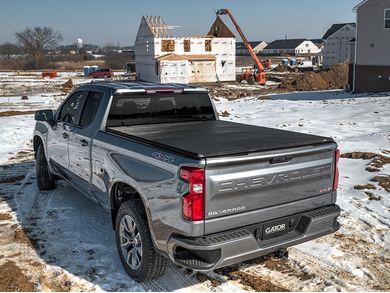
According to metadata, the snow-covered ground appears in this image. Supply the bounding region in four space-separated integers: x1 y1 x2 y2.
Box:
0 83 389 291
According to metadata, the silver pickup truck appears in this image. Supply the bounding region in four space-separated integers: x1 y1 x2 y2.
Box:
33 81 341 282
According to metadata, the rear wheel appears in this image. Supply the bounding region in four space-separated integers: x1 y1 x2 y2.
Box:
247 76 255 85
36 144 56 190
115 200 167 282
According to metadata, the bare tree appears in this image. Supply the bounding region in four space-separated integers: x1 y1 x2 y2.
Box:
15 26 63 69
0 42 20 60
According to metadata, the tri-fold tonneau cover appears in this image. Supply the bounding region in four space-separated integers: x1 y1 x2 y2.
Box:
107 120 334 159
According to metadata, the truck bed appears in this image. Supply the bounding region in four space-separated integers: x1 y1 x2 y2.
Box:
106 120 334 159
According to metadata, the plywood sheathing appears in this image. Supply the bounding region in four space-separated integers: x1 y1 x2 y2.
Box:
184 40 191 52
161 39 175 52
205 40 212 52
208 16 235 38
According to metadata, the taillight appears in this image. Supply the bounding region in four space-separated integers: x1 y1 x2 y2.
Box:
180 167 205 221
333 149 340 191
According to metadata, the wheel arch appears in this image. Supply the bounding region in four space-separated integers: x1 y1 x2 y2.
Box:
33 135 44 159
109 181 149 231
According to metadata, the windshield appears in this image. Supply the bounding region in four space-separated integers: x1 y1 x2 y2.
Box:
106 92 216 127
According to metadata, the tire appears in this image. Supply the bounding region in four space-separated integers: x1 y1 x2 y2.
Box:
247 76 255 85
236 74 243 83
115 200 167 282
36 144 56 190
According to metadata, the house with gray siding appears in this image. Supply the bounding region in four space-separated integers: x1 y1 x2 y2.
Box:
351 0 390 93
322 23 356 68
236 41 267 55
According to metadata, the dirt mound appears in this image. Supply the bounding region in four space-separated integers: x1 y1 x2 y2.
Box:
341 152 379 160
273 64 297 73
0 111 35 117
224 271 289 292
370 176 390 192
279 64 348 91
61 79 73 91
0 213 12 220
0 261 36 292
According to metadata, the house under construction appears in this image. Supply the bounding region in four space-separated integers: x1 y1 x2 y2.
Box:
134 15 236 84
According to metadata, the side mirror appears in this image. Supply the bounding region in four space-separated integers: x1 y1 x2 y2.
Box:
35 109 55 124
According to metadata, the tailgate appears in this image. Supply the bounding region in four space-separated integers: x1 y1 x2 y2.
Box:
204 143 337 234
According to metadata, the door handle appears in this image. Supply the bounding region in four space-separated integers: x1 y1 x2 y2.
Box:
80 139 89 146
62 132 69 139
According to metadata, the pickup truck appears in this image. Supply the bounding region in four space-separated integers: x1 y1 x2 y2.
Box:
33 81 341 282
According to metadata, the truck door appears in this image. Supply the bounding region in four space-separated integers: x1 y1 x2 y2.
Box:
48 91 88 174
67 91 103 195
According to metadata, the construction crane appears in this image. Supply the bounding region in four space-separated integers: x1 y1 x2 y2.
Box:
216 9 266 85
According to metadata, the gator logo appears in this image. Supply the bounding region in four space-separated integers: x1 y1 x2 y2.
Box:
265 224 286 235
152 152 174 164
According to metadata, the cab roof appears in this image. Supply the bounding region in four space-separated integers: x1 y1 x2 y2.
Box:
77 80 208 94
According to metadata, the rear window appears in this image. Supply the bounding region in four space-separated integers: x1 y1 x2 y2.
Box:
106 93 215 127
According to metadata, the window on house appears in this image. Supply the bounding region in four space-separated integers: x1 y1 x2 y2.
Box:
161 40 175 52
205 40 212 52
184 39 191 52
385 9 390 29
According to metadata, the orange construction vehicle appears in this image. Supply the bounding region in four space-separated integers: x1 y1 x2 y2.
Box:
216 9 266 85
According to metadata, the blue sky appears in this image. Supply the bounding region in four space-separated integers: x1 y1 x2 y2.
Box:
0 0 361 46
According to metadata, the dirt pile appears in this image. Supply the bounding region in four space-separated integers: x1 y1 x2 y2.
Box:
61 79 74 92
0 261 36 292
278 64 349 91
273 64 297 73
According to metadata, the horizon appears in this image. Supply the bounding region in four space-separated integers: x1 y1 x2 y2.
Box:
0 0 361 46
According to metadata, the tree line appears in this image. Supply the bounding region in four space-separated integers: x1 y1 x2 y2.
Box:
0 26 133 70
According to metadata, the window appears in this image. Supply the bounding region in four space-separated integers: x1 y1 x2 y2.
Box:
79 92 102 128
385 9 390 29
184 39 191 52
205 40 212 52
161 39 175 52
155 62 159 76
106 93 216 127
58 91 87 124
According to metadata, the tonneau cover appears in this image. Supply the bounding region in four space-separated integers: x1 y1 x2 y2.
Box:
107 120 334 159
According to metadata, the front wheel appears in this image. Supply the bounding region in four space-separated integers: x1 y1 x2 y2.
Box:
36 144 56 190
247 76 255 85
115 200 167 282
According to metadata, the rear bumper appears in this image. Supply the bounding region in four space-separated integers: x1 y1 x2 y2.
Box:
167 204 340 270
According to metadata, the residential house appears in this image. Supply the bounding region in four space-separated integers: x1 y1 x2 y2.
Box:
262 39 321 56
134 15 236 84
236 41 267 55
351 0 390 93
322 23 356 68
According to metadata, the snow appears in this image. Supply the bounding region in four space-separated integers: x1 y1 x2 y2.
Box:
0 115 35 165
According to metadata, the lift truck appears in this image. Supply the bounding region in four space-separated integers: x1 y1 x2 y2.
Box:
216 9 267 85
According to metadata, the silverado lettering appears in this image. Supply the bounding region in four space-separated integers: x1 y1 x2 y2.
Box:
217 164 331 193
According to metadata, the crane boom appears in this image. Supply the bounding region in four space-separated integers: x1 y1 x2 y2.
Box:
216 9 266 85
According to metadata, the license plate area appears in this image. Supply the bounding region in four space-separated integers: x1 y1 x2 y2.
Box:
256 215 300 240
